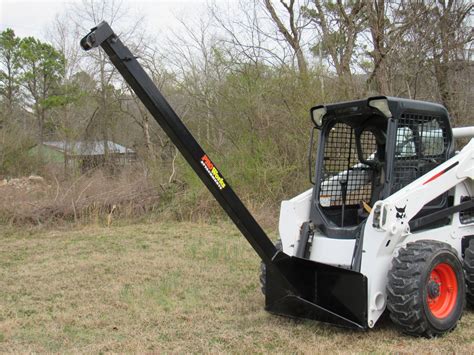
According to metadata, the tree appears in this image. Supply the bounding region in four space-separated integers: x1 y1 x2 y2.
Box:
19 37 65 144
0 28 21 123
67 0 146 164
365 0 389 94
210 0 294 71
262 0 309 76
364 1 412 95
427 0 473 121
165 15 225 144
395 0 473 122
304 0 367 97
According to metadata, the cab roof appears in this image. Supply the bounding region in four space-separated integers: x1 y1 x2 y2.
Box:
311 96 450 129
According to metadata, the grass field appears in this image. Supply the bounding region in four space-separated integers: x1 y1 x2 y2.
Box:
0 221 473 353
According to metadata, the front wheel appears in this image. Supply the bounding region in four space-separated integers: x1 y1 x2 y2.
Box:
387 240 465 337
463 239 474 306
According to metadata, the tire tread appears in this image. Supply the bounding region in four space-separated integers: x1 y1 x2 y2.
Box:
387 240 464 337
463 239 474 305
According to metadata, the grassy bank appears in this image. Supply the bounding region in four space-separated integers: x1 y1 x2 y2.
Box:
0 222 473 352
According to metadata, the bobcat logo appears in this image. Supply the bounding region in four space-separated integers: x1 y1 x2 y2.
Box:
396 205 407 219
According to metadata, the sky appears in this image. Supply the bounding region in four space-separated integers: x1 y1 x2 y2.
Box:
0 0 218 40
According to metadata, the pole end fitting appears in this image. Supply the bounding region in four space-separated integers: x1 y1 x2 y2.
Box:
80 21 115 51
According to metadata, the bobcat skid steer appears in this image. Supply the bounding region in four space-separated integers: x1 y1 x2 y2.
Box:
266 98 474 337
81 22 474 337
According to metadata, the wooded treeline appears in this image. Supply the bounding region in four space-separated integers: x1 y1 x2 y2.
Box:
0 0 472 218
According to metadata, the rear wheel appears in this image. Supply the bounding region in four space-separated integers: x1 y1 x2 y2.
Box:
464 239 474 306
387 240 465 337
260 240 282 295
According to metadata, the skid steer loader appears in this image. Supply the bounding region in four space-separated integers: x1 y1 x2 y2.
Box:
81 22 474 337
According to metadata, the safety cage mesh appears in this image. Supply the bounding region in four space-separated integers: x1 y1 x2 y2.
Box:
392 113 448 194
319 122 376 207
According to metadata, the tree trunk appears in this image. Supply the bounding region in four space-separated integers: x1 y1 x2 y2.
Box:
367 0 389 95
263 0 308 77
142 113 154 158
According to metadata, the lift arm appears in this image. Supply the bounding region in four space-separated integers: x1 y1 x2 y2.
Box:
374 139 474 233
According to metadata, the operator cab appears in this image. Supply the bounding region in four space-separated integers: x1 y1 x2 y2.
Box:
309 97 453 239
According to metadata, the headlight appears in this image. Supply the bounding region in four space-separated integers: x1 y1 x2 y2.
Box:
310 106 326 128
368 97 392 118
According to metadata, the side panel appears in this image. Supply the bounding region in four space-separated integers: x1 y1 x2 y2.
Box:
359 218 394 327
279 188 312 255
403 180 474 254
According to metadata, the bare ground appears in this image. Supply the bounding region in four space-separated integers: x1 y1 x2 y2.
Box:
0 221 473 353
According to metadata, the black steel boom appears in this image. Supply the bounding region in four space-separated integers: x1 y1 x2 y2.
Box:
80 21 368 330
81 21 277 264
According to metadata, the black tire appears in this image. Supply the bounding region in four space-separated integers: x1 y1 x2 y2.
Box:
464 239 474 306
387 240 465 337
259 240 282 295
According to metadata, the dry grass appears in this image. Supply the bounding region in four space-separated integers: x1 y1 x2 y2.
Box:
0 221 473 353
0 170 161 226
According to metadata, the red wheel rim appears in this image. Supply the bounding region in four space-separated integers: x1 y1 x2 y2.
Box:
427 263 458 319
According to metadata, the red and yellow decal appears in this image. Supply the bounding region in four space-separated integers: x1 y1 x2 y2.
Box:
201 154 226 190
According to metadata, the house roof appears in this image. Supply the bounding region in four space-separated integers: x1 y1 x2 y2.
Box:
43 141 135 156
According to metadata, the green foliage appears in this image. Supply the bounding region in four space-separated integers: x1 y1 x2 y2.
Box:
0 31 68 177
0 126 41 177
173 62 322 211
41 81 85 109
18 36 65 108
0 28 21 116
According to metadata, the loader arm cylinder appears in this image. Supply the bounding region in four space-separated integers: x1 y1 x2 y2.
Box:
80 21 296 289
